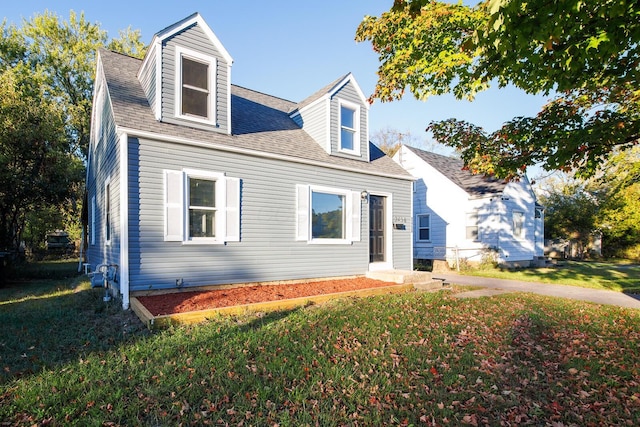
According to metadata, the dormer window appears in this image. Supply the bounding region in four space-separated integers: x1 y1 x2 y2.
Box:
339 99 360 155
182 57 209 117
175 46 216 125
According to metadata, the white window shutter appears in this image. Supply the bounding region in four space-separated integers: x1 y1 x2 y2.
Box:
349 191 361 242
164 170 183 241
296 184 310 241
225 177 241 242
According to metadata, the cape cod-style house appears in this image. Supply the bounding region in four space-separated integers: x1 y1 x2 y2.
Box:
85 13 414 308
393 145 544 269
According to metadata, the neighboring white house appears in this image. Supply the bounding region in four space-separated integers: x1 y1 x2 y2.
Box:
393 145 545 269
84 13 414 308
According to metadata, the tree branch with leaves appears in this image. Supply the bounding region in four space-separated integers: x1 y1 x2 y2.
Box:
356 0 640 179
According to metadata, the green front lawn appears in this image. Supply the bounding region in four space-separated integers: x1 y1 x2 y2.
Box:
1 265 639 426
465 260 640 293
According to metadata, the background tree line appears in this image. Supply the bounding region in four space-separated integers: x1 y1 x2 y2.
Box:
539 147 640 260
0 11 145 257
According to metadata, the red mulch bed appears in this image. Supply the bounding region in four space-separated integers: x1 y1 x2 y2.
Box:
137 277 398 316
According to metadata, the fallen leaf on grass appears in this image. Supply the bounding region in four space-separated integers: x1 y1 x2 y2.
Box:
462 413 478 426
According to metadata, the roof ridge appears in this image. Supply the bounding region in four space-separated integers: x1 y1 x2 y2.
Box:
99 47 143 61
292 73 352 114
231 84 295 104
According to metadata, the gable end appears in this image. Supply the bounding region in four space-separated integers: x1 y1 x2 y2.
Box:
139 13 233 134
291 73 370 162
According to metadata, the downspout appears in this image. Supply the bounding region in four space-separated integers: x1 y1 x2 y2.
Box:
119 132 130 309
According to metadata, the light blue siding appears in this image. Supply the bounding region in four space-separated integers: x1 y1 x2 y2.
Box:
138 44 157 116
127 137 412 291
292 101 329 152
86 79 121 282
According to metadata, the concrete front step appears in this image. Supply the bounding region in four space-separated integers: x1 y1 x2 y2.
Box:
366 270 449 290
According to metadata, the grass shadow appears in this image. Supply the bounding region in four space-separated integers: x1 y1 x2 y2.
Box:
0 276 150 384
230 306 305 334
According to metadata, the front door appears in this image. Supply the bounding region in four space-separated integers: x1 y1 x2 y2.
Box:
369 195 385 263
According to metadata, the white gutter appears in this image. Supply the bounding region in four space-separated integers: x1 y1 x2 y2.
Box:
116 126 414 181
119 132 130 309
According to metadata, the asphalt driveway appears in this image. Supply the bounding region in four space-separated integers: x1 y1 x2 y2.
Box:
436 273 640 309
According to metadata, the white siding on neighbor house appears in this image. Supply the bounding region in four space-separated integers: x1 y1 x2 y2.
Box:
498 181 537 262
395 145 540 265
329 81 369 162
397 147 469 261
127 137 412 291
160 24 230 132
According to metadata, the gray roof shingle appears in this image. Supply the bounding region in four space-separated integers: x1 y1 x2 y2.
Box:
405 145 506 197
291 73 350 114
99 49 411 179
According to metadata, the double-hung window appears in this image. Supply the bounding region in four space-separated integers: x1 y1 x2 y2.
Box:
512 211 525 239
296 184 360 244
338 99 360 155
182 58 209 118
466 210 479 241
417 214 430 241
175 47 216 124
188 177 216 238
164 169 240 244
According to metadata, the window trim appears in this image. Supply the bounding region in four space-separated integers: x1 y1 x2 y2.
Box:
311 188 347 243
174 46 216 126
416 213 431 242
164 169 241 245
512 210 526 240
465 210 479 241
338 99 361 156
183 169 225 244
187 174 219 242
296 184 360 245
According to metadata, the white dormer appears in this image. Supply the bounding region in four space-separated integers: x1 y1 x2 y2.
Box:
290 73 370 162
138 13 233 134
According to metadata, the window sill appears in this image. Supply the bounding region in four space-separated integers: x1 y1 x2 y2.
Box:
337 148 361 157
182 239 225 245
369 261 392 271
175 113 217 127
308 238 352 245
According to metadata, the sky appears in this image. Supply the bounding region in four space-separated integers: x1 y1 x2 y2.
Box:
3 0 551 177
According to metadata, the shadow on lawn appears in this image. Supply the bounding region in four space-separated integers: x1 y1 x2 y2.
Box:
0 279 151 384
0 275 307 384
505 261 640 292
